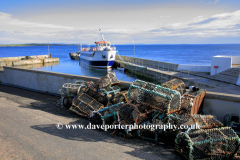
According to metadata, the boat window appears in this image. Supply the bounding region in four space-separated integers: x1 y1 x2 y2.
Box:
103 44 106 46
107 44 110 46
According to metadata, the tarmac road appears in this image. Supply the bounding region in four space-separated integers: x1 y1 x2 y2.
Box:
0 85 182 160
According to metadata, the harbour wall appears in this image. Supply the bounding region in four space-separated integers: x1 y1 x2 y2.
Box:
0 57 59 67
0 55 49 61
211 55 240 75
116 55 210 73
0 66 239 122
115 59 212 89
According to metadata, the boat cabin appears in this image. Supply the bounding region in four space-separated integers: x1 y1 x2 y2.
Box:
95 41 111 47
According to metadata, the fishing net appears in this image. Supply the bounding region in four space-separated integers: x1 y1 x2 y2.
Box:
93 73 120 89
74 80 94 86
181 89 206 114
70 105 88 117
77 85 88 95
132 79 159 91
90 102 125 125
98 85 121 102
112 90 128 105
127 84 181 113
85 86 109 107
175 127 240 160
118 102 155 126
136 113 224 142
108 73 120 86
60 83 82 97
162 78 186 95
71 93 104 117
154 85 181 113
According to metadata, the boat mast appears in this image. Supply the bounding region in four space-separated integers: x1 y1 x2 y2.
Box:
99 28 105 41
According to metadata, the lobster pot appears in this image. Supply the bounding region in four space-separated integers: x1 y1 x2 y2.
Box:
77 85 88 95
74 80 94 86
93 73 120 89
226 115 240 135
85 86 109 107
132 79 159 91
162 78 186 95
127 85 181 113
181 89 206 114
71 93 104 117
112 90 128 105
154 85 181 113
137 121 162 142
60 83 82 97
108 73 120 85
118 102 155 126
99 85 121 101
154 114 224 136
175 127 240 160
90 102 125 125
192 115 223 129
70 105 88 117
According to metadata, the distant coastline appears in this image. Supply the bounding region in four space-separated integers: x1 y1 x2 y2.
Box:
0 43 79 47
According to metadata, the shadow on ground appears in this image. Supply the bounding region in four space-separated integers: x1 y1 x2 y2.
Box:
31 122 183 160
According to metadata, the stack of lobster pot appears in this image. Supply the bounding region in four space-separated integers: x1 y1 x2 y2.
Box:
117 79 182 134
70 73 121 117
60 80 93 109
175 127 240 160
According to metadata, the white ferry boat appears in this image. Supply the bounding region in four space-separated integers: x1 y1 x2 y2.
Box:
80 29 116 69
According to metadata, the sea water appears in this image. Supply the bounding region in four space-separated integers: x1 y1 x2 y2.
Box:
0 44 239 82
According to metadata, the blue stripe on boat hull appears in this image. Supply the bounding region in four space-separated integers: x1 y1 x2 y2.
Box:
80 59 115 68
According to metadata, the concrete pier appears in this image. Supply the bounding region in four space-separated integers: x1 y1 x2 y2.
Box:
0 55 59 68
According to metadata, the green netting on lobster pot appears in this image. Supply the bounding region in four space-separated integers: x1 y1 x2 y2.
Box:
112 90 128 105
85 86 109 107
162 78 186 95
60 83 82 97
175 127 240 160
192 115 223 129
99 85 121 101
154 85 181 113
181 89 206 114
77 85 88 95
127 84 180 113
89 102 125 125
136 121 163 142
132 79 159 91
117 102 155 126
71 93 104 117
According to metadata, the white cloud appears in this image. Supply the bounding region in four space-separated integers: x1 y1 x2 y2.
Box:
0 12 73 30
146 10 240 37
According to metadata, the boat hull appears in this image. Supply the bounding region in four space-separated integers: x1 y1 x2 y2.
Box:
80 50 116 69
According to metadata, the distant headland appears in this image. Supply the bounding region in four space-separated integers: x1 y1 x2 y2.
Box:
0 43 79 47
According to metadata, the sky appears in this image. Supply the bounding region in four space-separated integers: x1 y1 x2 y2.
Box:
0 0 240 44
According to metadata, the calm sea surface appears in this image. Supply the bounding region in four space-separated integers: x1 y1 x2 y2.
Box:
1 44 240 82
